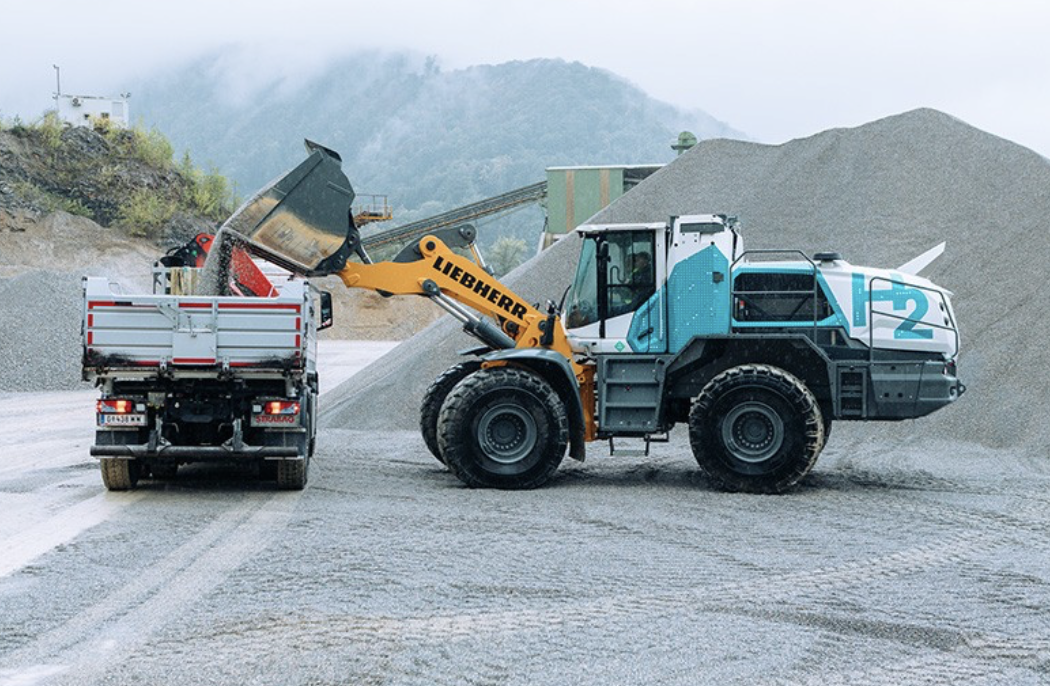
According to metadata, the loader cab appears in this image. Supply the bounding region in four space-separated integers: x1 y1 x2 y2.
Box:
565 215 740 355
565 222 667 354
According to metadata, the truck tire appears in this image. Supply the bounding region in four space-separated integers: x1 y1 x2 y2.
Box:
276 456 308 490
689 364 824 494
420 360 482 465
301 390 317 458
259 459 278 480
438 367 568 490
100 458 141 491
275 433 309 490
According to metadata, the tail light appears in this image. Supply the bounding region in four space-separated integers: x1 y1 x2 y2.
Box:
98 398 144 414
263 400 300 416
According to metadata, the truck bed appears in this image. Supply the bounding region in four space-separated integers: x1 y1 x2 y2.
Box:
82 276 312 378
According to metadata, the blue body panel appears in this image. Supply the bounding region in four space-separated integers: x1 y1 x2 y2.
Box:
627 290 665 353
629 245 731 353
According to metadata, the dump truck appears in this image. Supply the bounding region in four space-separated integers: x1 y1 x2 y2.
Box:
199 141 965 493
82 234 333 490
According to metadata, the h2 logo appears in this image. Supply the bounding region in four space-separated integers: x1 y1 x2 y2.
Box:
852 273 933 340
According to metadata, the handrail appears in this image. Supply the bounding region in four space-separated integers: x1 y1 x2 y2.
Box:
866 276 959 360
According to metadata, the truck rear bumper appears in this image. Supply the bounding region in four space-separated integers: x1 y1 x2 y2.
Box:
90 445 300 460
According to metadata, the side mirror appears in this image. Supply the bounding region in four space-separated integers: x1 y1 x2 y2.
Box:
318 291 334 330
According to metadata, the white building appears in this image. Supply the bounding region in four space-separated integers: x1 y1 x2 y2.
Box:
56 94 129 128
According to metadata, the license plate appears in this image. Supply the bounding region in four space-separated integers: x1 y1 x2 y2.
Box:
251 414 299 427
98 414 147 427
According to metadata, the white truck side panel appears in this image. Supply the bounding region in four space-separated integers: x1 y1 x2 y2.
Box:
83 277 309 369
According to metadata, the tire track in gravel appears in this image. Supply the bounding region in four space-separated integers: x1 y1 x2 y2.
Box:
764 632 1050 685
0 491 301 686
0 489 145 578
761 491 1050 685
188 492 1049 649
0 391 95 479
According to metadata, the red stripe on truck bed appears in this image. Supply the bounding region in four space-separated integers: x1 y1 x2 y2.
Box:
89 301 299 312
172 358 217 365
87 301 155 309
217 303 301 311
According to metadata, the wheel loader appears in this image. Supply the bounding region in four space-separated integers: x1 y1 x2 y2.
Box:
224 141 964 493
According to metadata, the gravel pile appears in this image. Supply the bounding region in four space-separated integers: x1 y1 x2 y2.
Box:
321 108 1050 454
0 270 89 392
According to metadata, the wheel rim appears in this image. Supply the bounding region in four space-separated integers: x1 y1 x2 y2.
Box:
477 404 537 465
721 401 784 463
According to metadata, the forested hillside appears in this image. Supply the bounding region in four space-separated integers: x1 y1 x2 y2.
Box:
133 52 744 243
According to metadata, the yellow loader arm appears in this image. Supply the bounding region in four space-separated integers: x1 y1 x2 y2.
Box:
338 236 563 349
338 234 598 442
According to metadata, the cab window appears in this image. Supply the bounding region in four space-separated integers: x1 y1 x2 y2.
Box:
566 231 656 329
603 231 656 319
566 238 599 328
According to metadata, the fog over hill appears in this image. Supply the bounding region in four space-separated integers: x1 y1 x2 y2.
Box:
132 51 744 242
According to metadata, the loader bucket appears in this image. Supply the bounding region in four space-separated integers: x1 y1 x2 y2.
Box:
220 140 356 276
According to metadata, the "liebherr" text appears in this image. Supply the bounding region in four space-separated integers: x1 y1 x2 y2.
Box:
432 256 529 319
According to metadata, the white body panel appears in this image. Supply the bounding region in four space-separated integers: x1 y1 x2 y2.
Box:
82 277 314 375
815 260 959 357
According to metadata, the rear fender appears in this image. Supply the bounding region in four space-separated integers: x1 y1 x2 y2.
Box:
481 348 586 461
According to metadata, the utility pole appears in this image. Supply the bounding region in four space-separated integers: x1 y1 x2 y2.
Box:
53 64 61 105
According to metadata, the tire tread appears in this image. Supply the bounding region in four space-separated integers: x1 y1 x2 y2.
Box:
420 360 483 465
689 364 823 494
438 367 568 489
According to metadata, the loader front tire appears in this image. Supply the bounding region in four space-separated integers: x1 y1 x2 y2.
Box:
420 360 482 465
689 364 823 494
820 407 833 453
438 367 567 490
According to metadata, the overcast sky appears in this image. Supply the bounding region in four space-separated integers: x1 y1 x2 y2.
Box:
3 0 1048 157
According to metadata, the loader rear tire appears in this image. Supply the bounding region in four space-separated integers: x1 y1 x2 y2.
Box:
100 458 140 491
438 367 567 490
689 364 823 494
820 409 833 453
420 360 482 465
